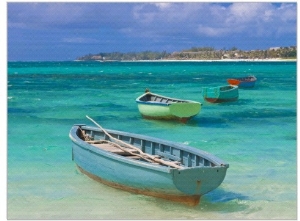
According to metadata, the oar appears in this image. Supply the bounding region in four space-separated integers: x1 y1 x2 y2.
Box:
86 115 182 169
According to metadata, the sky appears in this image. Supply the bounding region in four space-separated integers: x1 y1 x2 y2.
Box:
6 2 297 61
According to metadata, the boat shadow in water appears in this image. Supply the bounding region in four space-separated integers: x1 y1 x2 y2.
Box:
198 189 250 212
187 117 230 128
204 188 250 203
209 98 253 106
142 116 231 129
239 87 259 90
142 188 250 212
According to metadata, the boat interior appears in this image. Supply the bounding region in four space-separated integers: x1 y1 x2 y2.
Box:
139 93 187 104
245 77 255 81
238 76 256 81
78 126 216 168
220 85 236 91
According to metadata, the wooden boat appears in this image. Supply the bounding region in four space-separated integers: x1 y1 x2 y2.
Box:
136 91 201 123
227 75 257 88
69 117 229 206
202 85 239 103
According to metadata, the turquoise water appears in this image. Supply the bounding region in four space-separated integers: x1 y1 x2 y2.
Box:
7 61 296 219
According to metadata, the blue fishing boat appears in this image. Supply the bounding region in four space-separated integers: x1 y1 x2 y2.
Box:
136 90 201 123
227 75 257 88
202 85 239 103
69 116 229 206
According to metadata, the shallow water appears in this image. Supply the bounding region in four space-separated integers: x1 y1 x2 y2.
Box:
7 61 296 219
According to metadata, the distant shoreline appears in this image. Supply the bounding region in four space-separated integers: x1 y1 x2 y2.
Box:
75 58 297 62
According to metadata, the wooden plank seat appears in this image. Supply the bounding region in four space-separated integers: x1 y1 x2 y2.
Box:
90 142 139 156
86 140 179 166
126 155 161 165
126 155 142 159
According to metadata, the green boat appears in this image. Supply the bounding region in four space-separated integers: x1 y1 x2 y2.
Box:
136 91 202 123
202 85 239 103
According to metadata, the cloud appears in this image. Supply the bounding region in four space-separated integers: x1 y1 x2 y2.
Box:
128 2 296 39
197 25 229 37
154 3 172 10
278 3 297 22
194 3 296 38
8 2 296 57
8 3 136 30
8 2 296 38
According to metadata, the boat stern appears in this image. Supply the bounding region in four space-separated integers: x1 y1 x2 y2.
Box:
227 79 241 86
172 166 228 196
169 102 201 118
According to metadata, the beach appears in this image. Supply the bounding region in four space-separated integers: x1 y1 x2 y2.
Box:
82 58 297 62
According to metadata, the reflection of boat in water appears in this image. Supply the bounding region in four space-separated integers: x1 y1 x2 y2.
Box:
227 75 257 88
69 119 229 206
136 91 202 123
202 85 239 103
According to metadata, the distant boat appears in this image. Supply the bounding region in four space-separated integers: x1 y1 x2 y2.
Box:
69 117 229 206
227 75 257 88
202 85 239 103
136 91 202 123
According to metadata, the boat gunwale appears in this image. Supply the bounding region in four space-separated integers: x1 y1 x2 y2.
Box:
202 85 238 92
227 76 257 82
136 100 171 106
135 92 200 105
219 85 238 92
70 125 229 171
70 126 172 173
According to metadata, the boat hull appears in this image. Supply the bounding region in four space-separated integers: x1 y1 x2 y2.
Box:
137 102 201 122
227 76 257 88
204 97 238 103
76 165 201 206
202 85 239 103
69 125 229 205
136 92 201 123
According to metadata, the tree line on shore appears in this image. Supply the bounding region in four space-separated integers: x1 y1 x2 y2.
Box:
76 46 296 61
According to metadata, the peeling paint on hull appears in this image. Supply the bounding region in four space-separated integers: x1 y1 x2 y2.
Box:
77 165 201 206
204 97 238 103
